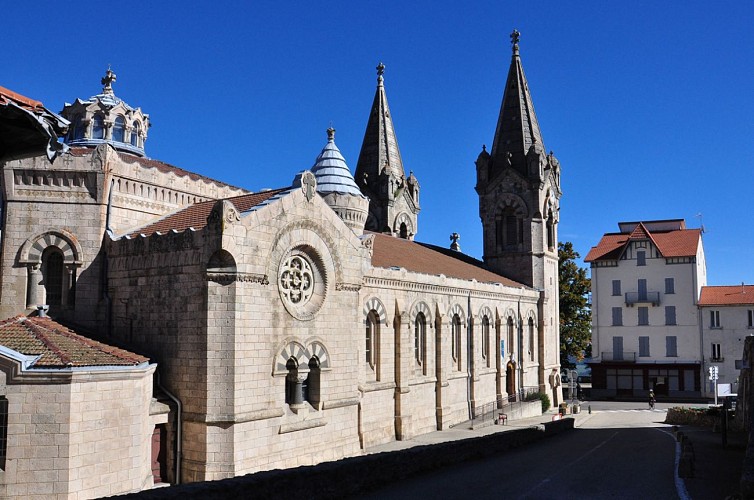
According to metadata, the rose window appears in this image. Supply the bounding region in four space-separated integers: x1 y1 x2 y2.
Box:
279 255 314 305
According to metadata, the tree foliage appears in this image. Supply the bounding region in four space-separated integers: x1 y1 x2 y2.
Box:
559 242 592 368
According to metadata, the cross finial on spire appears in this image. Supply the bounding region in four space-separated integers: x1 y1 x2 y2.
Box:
510 29 520 54
327 126 335 142
376 62 385 84
101 66 117 95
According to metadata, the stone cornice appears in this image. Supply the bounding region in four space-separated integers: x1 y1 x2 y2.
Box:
363 275 536 302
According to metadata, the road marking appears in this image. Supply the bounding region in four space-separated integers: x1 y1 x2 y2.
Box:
519 430 620 498
654 428 691 500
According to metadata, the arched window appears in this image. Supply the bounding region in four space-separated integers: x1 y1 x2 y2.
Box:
306 357 321 408
507 317 515 355
366 310 380 379
546 210 555 251
68 115 84 141
529 317 536 361
414 312 426 371
113 116 125 142
131 121 141 147
92 115 105 139
482 316 490 367
285 357 300 405
496 207 523 250
400 222 408 239
452 314 462 370
42 248 64 307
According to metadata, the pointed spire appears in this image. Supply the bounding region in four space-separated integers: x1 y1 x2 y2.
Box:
489 30 546 178
355 62 406 184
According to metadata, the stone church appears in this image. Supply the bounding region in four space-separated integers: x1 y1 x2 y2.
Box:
0 32 563 497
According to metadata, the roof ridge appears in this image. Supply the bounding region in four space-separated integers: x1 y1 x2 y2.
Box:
25 318 74 366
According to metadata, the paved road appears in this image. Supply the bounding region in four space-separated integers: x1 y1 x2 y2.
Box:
364 404 684 500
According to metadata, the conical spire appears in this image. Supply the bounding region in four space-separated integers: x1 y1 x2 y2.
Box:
355 62 406 184
489 30 546 178
311 127 365 197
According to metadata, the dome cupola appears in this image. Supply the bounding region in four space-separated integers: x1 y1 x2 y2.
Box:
60 68 150 157
308 127 369 235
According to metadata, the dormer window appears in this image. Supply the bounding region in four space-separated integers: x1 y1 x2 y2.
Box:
113 116 125 142
131 121 140 147
92 115 105 140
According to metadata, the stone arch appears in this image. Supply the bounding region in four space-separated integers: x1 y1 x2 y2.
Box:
274 340 309 375
447 303 466 324
393 212 414 239
478 305 493 323
19 229 83 266
409 300 432 325
494 193 528 219
307 340 331 370
364 297 387 326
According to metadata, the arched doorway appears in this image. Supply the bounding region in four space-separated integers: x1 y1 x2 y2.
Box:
506 361 516 401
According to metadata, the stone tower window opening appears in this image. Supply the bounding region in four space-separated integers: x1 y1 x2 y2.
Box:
42 247 65 307
507 316 514 354
546 209 555 251
400 222 408 239
495 208 523 250
131 121 141 147
528 317 535 361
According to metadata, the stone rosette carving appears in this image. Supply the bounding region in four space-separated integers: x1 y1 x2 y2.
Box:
277 248 327 321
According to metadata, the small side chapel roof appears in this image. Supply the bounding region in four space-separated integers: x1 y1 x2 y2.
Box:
585 220 701 262
122 188 289 238
699 285 754 306
0 315 148 368
369 232 524 287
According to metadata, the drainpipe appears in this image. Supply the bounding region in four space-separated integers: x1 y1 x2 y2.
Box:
466 292 473 420
156 369 182 485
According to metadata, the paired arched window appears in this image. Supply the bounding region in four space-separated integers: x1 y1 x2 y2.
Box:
414 312 426 372
131 121 141 147
112 116 125 142
92 115 105 139
451 314 462 370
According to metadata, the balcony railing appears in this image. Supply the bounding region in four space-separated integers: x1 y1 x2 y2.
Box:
625 291 660 306
601 351 637 362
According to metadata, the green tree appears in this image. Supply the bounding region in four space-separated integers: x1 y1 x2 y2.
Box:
559 242 592 368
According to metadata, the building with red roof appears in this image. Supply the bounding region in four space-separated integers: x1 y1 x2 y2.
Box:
585 219 707 399
0 32 565 496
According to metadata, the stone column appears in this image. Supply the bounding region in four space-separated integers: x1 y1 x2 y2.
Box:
26 264 41 308
435 314 450 429
394 312 412 440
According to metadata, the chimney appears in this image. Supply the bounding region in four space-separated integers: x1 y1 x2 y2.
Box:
36 305 49 318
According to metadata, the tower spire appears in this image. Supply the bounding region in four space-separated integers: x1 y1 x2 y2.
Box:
355 63 420 238
489 30 546 179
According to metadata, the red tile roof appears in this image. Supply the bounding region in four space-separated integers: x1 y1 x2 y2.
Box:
585 224 701 262
370 233 524 287
0 315 148 368
125 188 288 237
699 285 754 306
0 85 43 110
67 147 248 192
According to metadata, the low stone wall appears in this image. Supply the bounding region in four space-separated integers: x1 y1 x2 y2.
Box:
116 418 575 499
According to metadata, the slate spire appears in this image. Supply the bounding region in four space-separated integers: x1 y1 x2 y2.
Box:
489 30 546 179
355 63 420 239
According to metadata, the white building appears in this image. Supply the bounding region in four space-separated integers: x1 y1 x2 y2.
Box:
698 285 754 397
585 220 706 398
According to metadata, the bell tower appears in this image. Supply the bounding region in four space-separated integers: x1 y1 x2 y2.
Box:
475 30 562 290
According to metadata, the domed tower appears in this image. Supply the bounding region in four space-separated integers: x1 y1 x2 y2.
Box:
355 63 420 239
310 127 369 235
60 68 150 157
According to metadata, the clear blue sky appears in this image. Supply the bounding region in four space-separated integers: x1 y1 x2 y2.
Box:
4 1 753 286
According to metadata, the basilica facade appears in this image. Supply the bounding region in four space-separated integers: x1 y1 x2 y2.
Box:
0 34 563 497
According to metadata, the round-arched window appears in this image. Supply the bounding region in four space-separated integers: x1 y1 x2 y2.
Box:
113 116 125 142
92 115 105 140
131 121 140 147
